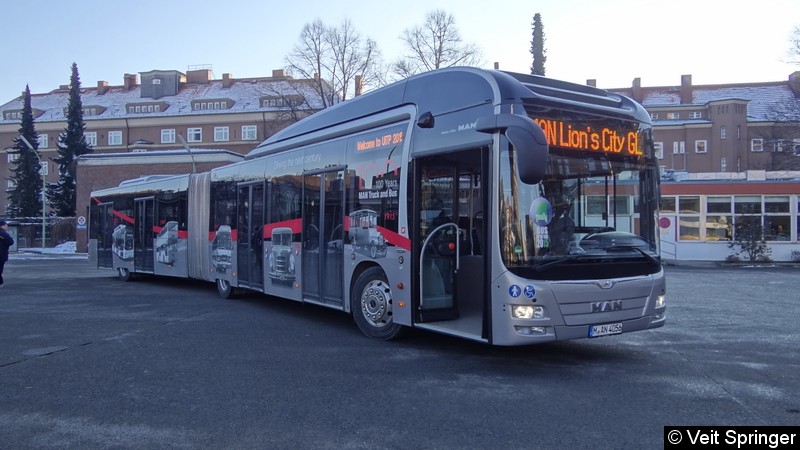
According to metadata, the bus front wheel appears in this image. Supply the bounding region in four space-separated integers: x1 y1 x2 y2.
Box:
351 267 404 340
216 278 235 299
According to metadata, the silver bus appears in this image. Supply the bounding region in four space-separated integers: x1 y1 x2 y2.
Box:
89 68 666 345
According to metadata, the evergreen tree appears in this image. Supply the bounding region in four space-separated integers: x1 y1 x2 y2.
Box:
530 13 547 76
6 85 43 218
48 62 92 216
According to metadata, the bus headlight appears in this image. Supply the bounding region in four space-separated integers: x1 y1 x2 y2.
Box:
511 305 544 320
656 295 666 309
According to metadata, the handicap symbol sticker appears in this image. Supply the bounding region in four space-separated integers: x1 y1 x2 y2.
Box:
508 285 522 298
523 285 536 299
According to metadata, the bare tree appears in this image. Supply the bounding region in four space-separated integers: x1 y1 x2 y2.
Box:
285 18 384 109
392 10 483 79
756 25 800 170
786 25 800 66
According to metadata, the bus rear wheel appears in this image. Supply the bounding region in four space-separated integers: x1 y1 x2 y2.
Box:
118 267 132 282
216 278 235 299
351 267 403 340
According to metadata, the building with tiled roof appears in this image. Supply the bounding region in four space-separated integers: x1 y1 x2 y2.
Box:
604 73 800 262
0 67 328 218
606 72 800 174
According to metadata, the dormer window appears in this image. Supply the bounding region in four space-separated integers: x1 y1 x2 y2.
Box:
126 102 166 114
260 96 303 108
191 99 233 111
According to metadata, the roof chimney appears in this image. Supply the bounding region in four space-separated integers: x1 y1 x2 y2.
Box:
680 74 693 104
586 79 596 87
187 68 213 84
123 73 138 91
632 77 642 103
222 73 234 88
272 69 286 78
789 71 800 98
97 80 109 95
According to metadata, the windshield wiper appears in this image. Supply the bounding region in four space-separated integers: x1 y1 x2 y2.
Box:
534 254 590 272
603 245 660 265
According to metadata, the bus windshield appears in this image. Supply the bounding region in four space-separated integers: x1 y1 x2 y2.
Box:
499 140 660 277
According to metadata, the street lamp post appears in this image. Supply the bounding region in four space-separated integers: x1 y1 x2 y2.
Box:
18 135 46 250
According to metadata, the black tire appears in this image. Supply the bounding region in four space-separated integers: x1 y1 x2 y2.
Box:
216 278 236 299
351 267 404 340
118 267 132 282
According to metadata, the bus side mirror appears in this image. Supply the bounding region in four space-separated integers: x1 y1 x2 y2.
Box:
476 114 549 185
506 125 548 185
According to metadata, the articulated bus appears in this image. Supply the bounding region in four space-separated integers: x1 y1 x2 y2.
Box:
89 68 666 345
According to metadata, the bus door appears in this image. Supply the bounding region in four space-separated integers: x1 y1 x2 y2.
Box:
237 182 265 290
134 197 155 273
415 149 487 337
96 202 114 269
302 168 345 306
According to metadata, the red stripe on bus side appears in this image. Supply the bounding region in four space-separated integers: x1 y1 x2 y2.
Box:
376 226 411 251
262 218 303 239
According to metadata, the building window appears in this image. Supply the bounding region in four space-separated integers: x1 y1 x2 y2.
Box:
242 125 258 141
737 125 741 140
108 131 122 146
695 140 707 153
660 196 676 214
733 196 762 242
764 196 790 241
7 180 16 189
85 132 97 146
38 134 48 148
688 112 702 119
678 196 701 240
667 112 680 120
650 113 659 120
721 157 727 172
720 126 727 140
161 129 176 144
751 138 763 152
672 141 685 154
705 197 732 241
8 153 19 163
653 142 664 159
187 128 202 143
214 126 229 142
38 161 48 176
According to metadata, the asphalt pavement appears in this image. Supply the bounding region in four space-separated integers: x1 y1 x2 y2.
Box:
1 254 798 449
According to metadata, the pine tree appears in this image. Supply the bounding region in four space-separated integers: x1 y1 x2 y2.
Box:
48 62 93 217
530 13 547 76
6 85 44 218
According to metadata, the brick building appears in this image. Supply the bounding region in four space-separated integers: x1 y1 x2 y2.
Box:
606 71 800 174
0 67 325 217
605 73 800 261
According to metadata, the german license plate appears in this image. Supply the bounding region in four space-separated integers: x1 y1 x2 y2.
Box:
589 322 623 338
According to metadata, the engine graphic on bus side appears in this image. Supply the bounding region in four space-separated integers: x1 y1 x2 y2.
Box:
268 227 296 284
211 225 233 272
349 209 387 259
112 224 133 261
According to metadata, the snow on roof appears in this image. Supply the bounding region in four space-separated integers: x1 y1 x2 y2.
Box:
625 82 798 122
0 76 327 124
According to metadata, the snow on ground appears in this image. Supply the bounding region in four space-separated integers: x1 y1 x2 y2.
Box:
11 241 87 260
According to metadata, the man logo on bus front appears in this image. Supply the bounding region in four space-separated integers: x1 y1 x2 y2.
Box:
594 280 615 289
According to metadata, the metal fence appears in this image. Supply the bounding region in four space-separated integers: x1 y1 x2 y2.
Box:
1 217 76 249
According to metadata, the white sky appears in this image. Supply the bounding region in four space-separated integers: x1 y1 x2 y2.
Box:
1 0 798 104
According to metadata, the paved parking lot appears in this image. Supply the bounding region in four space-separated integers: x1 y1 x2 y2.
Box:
1 255 798 449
